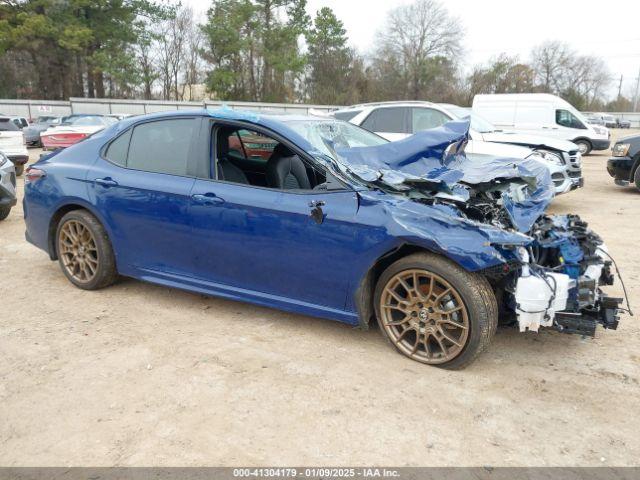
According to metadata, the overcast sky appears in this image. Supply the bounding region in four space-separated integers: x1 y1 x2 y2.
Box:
186 0 640 98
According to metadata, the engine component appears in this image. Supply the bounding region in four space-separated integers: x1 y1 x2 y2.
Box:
515 265 571 333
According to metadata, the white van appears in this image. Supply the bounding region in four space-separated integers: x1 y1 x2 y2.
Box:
472 93 610 155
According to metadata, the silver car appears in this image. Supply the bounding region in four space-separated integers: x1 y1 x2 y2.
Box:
0 151 17 220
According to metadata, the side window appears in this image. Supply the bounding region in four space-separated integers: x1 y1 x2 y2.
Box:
361 107 409 133
235 129 277 161
411 108 451 133
128 119 195 176
214 125 327 191
556 110 586 130
104 129 132 166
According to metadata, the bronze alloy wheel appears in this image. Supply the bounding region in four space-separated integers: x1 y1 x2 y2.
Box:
379 269 470 365
58 219 99 284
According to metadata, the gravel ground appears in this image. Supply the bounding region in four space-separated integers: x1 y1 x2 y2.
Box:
1 131 639 467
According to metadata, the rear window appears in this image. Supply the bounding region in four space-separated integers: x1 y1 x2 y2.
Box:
0 119 19 131
332 110 362 122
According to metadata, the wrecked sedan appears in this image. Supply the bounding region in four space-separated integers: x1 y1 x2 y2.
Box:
23 110 627 369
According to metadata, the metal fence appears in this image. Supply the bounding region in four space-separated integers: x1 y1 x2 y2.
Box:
0 98 342 119
1 98 639 127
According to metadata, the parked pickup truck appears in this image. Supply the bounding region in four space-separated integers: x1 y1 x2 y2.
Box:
607 133 640 191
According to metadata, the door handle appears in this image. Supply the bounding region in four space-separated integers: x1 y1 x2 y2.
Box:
94 177 118 188
308 200 325 224
192 193 225 205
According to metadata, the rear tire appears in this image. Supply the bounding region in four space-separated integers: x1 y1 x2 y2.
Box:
0 206 11 221
56 210 118 290
374 252 498 370
574 139 592 156
14 165 24 176
635 167 640 191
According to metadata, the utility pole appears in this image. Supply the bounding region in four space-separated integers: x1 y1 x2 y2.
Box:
617 74 623 99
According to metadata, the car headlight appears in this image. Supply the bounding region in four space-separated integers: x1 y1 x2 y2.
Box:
612 144 630 157
0 152 7 167
527 149 564 166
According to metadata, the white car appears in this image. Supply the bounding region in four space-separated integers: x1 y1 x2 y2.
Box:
472 93 610 155
439 104 583 190
0 116 29 176
40 115 117 151
330 101 581 195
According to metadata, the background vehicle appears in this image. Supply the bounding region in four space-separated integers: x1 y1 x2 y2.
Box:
617 118 631 129
0 116 29 176
330 101 581 195
41 114 117 150
0 152 17 220
0 115 29 130
473 93 610 155
23 116 63 146
106 113 134 121
595 113 618 128
607 133 640 190
586 115 605 126
23 109 622 369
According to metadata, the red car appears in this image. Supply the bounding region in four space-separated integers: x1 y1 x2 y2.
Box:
228 129 278 160
41 115 117 150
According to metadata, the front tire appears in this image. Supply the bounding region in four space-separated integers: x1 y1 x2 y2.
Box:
374 253 498 370
0 206 11 221
574 139 592 156
635 167 640 191
56 210 118 290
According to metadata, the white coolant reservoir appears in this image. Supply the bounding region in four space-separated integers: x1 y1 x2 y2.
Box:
515 269 571 333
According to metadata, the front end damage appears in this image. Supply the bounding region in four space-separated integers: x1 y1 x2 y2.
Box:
330 120 631 337
497 214 624 336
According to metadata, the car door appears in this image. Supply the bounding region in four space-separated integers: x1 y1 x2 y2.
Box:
188 121 360 311
88 117 200 276
360 107 411 141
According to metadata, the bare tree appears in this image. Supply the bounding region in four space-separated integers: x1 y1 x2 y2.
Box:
373 0 463 100
572 55 610 109
531 41 576 94
180 18 206 100
155 6 194 100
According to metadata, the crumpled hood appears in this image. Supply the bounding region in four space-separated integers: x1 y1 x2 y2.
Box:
334 120 554 233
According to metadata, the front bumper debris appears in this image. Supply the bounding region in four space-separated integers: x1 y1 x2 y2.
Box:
512 215 629 336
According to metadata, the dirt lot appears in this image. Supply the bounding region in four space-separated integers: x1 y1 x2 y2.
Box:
1 131 639 467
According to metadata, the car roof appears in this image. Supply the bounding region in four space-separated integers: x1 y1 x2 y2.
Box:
107 108 344 156
116 108 329 127
333 101 438 113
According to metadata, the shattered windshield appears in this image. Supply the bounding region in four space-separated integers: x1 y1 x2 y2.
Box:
286 120 388 158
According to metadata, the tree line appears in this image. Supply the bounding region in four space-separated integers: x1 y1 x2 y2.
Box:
0 0 633 111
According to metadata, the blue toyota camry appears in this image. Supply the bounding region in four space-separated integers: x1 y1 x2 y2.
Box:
23 109 624 369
